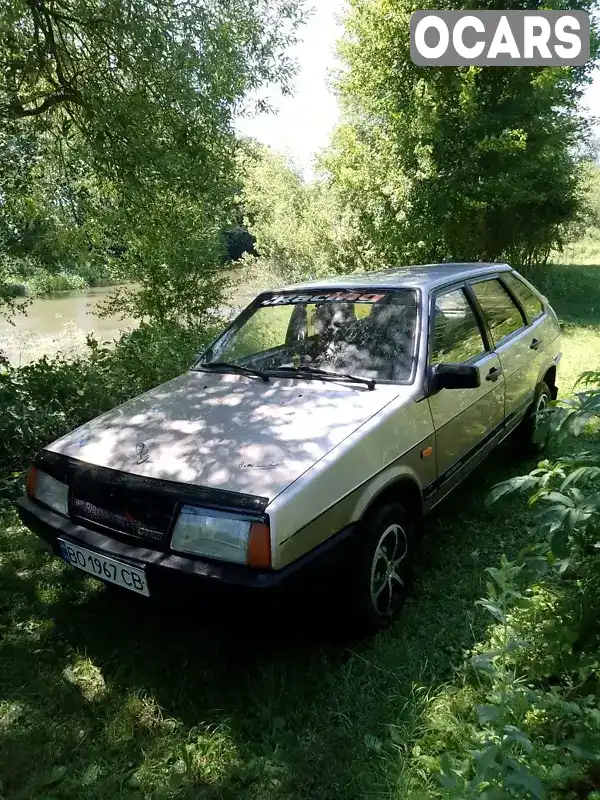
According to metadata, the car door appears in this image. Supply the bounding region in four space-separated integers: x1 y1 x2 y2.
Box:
469 276 540 423
427 285 505 477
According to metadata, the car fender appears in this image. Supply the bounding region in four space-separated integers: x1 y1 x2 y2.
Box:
350 463 424 523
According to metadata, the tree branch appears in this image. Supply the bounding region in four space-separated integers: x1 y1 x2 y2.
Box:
7 91 81 118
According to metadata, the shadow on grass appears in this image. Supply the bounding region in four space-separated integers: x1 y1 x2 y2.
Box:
0 439 544 800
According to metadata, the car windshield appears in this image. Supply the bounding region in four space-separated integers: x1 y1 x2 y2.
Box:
199 289 418 382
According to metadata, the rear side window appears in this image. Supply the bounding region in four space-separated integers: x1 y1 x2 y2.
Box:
431 289 486 364
502 274 544 322
471 279 524 345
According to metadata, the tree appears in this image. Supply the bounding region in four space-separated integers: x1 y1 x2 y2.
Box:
0 0 306 319
324 0 600 272
238 141 361 283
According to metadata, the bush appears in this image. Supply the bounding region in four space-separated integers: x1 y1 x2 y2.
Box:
411 372 600 799
0 320 222 495
25 270 89 294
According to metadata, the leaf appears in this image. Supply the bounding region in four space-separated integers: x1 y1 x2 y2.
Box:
476 599 505 622
471 653 496 675
505 765 546 799
563 735 600 760
473 742 500 769
539 491 574 507
476 705 503 726
583 492 600 511
37 766 67 788
481 789 509 800
504 725 534 754
440 752 454 773
486 476 537 506
439 752 460 788
556 557 571 574
561 466 600 490
534 505 569 535
364 733 382 752
550 528 570 560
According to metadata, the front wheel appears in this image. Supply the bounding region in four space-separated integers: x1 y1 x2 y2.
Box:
515 381 552 456
350 502 416 635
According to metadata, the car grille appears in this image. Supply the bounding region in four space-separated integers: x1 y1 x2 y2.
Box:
69 483 176 546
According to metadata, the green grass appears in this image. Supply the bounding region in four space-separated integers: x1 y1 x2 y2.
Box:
555 229 600 267
1 262 599 800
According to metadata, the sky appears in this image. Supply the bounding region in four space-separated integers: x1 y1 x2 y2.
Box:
236 2 600 178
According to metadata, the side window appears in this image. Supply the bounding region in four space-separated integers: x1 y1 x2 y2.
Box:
470 279 524 345
431 289 486 364
502 274 544 323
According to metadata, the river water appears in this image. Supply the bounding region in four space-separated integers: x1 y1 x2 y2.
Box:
0 280 259 366
0 286 138 366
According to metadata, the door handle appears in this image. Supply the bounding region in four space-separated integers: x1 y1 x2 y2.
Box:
486 366 502 382
530 338 541 351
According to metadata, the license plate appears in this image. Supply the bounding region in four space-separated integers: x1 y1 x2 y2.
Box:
58 540 150 597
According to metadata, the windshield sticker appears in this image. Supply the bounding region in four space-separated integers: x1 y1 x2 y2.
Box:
261 292 386 306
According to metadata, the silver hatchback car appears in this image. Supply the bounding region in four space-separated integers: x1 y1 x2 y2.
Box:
18 262 562 631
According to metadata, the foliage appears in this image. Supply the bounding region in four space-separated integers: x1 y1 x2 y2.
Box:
324 0 600 272
418 372 600 798
0 0 306 317
558 162 600 266
1 0 303 146
238 142 361 283
97 192 233 325
0 321 220 494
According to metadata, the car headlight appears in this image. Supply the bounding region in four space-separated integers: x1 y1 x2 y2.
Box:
27 467 69 516
171 506 271 568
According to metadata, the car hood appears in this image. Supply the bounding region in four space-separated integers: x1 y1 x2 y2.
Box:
47 371 405 501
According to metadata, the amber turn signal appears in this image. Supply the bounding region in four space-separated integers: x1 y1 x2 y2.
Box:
26 467 38 498
247 521 271 569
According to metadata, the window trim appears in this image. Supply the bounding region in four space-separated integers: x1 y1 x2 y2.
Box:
466 276 527 349
428 282 490 368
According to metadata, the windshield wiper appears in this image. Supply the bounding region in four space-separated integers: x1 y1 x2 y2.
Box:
198 362 270 382
266 365 376 391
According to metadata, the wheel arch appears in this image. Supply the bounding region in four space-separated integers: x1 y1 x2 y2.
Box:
542 364 558 400
353 469 425 527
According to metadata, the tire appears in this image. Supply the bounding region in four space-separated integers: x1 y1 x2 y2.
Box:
515 381 552 457
349 501 416 635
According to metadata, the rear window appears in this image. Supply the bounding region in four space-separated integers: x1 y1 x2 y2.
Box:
502 274 544 323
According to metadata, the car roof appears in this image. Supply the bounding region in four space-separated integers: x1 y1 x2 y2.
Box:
274 262 512 293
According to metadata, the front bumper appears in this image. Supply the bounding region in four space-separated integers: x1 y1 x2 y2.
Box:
16 497 357 597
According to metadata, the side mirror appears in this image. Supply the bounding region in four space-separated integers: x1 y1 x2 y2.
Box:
431 363 481 391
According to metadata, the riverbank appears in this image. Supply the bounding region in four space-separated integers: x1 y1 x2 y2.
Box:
6 273 117 299
0 264 266 365
0 285 138 366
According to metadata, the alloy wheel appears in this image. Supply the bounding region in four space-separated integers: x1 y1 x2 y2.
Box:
369 523 409 617
533 390 549 433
